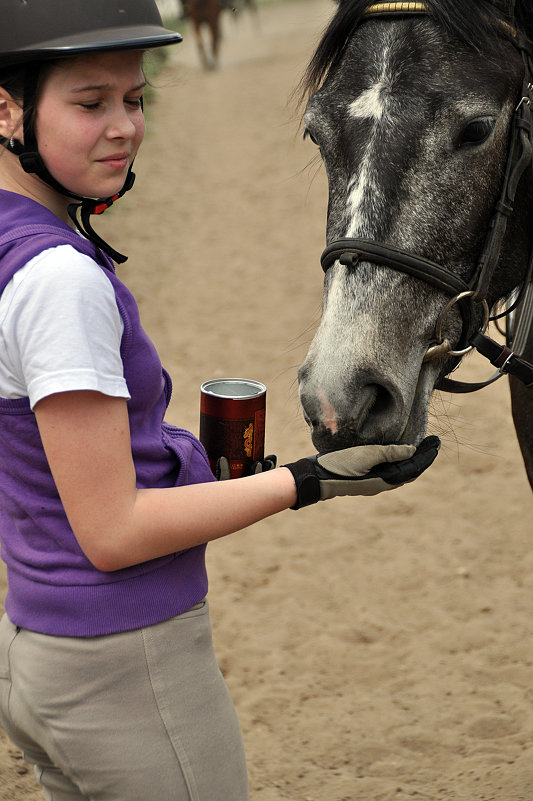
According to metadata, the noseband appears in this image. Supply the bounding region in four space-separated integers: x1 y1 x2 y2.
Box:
320 1 533 392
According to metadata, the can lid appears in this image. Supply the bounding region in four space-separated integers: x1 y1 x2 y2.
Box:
200 378 266 400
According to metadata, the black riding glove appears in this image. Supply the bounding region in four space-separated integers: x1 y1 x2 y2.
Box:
283 436 440 509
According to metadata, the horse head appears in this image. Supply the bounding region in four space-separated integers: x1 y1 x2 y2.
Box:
298 0 533 451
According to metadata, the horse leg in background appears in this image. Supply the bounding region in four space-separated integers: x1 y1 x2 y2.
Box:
190 0 221 71
509 316 533 491
192 20 210 69
209 14 221 69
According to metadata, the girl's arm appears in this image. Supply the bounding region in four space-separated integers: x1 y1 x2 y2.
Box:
34 390 297 572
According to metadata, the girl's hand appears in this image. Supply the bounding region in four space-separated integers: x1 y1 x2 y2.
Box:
283 436 440 509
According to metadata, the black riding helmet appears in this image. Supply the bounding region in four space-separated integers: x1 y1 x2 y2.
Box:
0 0 182 262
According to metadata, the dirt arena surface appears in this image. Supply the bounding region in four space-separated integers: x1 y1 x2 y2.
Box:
1 1 532 798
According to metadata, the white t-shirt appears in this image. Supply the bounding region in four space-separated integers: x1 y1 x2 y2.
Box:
0 245 131 409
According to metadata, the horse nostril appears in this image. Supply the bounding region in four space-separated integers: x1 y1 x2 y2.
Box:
367 382 395 419
348 378 405 443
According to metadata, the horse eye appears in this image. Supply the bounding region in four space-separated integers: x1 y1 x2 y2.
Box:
457 117 495 147
303 128 319 146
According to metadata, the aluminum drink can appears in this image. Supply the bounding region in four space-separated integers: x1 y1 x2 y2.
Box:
199 378 266 479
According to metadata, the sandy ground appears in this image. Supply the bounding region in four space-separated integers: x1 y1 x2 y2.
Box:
1 1 533 798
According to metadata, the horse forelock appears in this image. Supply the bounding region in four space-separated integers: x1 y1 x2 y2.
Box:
299 0 527 101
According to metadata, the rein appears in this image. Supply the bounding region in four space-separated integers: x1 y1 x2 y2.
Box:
320 0 533 392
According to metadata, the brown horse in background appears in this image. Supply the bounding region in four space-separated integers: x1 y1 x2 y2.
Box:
184 0 259 69
188 0 222 69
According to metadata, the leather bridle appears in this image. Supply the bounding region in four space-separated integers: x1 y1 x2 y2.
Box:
319 1 533 392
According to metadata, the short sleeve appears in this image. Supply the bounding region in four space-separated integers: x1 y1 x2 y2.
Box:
0 245 131 409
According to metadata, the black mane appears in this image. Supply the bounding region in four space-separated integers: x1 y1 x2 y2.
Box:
301 0 533 97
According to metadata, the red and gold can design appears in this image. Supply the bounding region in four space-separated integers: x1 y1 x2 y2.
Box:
199 378 266 479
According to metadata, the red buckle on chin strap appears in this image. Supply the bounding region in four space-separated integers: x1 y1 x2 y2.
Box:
92 194 120 215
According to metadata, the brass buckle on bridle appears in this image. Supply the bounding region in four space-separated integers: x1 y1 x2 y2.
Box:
423 291 490 362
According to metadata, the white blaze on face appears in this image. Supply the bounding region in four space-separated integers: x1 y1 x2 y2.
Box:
304 42 400 433
346 59 391 238
349 80 387 120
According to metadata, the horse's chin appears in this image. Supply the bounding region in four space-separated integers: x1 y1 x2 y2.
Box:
309 421 426 452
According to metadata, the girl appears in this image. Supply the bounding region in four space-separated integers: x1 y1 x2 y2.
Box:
0 1 439 799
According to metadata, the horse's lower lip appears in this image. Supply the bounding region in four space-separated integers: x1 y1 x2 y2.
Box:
309 418 418 451
310 422 363 451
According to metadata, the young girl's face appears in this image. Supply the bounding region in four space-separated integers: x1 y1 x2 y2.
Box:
35 50 146 200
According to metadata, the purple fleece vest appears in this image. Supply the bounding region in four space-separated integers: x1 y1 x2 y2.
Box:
0 190 215 636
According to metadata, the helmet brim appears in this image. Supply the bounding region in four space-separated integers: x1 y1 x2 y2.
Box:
0 25 182 66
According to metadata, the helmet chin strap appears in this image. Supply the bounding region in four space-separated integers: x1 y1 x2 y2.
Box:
6 137 135 264
66 170 136 265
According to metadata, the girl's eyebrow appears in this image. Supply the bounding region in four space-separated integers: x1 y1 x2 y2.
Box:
71 81 147 93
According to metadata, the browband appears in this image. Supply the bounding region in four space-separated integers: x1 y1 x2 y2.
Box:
363 1 518 39
364 2 427 15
